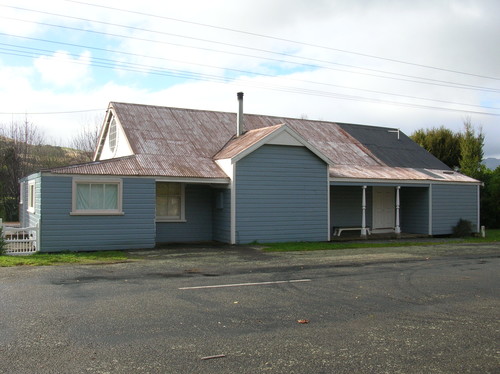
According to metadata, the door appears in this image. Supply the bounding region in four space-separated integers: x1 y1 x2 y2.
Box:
372 187 395 230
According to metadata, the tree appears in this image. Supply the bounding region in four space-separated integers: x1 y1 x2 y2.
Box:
411 126 461 169
0 118 81 221
0 118 45 221
480 167 500 228
411 119 499 228
459 117 486 180
70 116 102 162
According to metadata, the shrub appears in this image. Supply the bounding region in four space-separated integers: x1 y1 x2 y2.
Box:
452 218 473 237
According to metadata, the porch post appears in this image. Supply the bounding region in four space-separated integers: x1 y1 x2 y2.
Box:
395 186 401 237
361 186 367 238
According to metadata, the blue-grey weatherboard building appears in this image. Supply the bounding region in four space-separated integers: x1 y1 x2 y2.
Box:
20 93 481 252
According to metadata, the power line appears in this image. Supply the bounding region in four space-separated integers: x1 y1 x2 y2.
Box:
3 5 499 90
2 40 500 112
0 6 498 118
64 0 500 81
0 109 104 115
2 15 498 94
1 46 499 117
4 4 487 88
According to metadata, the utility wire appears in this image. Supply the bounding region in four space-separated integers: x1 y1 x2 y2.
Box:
2 40 500 112
63 0 500 81
2 15 498 94
1 46 499 117
4 4 492 88
2 5 498 90
0 109 104 114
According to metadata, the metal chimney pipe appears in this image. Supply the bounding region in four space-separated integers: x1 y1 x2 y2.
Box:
237 92 244 136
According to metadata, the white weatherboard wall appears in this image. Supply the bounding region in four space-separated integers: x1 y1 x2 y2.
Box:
235 144 329 243
98 116 133 161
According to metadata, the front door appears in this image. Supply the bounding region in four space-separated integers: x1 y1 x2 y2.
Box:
372 187 395 230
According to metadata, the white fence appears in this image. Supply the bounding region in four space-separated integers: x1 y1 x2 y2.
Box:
1 220 39 255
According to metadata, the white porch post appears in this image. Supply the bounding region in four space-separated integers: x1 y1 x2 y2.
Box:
395 186 401 237
361 186 367 238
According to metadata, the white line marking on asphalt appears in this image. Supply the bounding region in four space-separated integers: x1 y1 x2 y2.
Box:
178 279 311 290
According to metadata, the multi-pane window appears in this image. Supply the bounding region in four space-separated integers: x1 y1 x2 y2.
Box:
72 180 122 215
156 182 184 221
109 117 117 152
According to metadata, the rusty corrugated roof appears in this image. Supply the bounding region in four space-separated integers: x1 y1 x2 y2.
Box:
329 165 478 183
50 154 228 179
214 124 284 160
47 101 479 184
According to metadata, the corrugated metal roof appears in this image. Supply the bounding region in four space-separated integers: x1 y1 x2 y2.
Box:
50 154 228 179
329 165 478 183
48 101 479 184
214 124 284 160
111 102 385 168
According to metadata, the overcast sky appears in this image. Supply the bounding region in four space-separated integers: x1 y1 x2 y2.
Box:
1 0 499 157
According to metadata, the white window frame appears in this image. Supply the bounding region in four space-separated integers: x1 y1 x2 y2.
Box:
155 182 186 222
109 117 117 153
71 178 123 216
27 180 36 213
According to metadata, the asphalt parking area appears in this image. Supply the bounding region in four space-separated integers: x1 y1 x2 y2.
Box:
0 242 498 373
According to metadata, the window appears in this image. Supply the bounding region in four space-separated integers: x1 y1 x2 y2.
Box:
109 117 117 153
156 182 185 221
27 181 36 213
71 179 123 215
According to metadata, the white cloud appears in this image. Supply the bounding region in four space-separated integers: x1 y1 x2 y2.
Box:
33 50 92 88
0 0 499 157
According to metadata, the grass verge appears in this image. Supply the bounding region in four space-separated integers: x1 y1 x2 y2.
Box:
263 229 500 252
0 251 128 267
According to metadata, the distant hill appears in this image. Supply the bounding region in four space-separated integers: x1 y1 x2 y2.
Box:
483 158 500 170
0 136 90 172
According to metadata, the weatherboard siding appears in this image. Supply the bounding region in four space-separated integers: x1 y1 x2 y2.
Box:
400 186 429 234
330 186 373 230
432 184 478 235
212 188 231 243
235 145 328 243
156 184 213 243
39 176 155 252
19 173 41 229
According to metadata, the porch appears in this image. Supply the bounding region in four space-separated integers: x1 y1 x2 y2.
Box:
330 184 430 239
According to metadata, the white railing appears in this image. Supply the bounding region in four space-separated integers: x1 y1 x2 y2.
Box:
1 220 39 255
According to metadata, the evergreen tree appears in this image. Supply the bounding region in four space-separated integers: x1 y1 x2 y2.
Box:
459 118 486 179
411 126 461 169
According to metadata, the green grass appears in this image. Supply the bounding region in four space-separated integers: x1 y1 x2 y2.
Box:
0 251 128 267
263 229 500 252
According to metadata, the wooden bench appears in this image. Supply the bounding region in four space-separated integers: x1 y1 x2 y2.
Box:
333 227 371 236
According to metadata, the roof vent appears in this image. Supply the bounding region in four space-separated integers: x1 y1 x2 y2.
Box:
387 128 400 140
237 92 244 136
443 170 454 175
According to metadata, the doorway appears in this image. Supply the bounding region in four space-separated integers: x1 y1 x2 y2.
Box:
372 187 395 231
